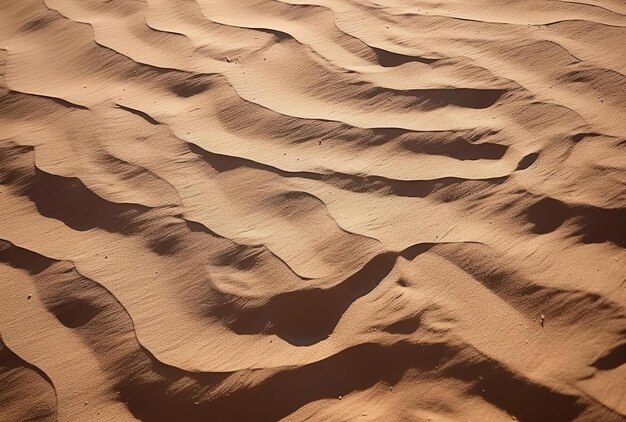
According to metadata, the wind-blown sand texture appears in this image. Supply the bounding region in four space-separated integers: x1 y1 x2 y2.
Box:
1 0 625 421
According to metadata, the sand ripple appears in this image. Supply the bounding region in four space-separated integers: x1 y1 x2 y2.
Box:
1 0 625 420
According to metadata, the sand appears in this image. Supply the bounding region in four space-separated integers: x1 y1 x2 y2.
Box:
0 0 625 421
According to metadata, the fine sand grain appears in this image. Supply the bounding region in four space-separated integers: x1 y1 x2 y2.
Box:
0 0 625 421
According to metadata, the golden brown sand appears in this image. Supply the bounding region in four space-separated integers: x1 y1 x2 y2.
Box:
1 0 625 421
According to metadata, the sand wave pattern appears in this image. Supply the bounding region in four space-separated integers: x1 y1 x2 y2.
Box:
1 0 625 421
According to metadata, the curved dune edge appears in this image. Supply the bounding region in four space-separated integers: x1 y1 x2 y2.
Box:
1 0 625 420
0 336 57 422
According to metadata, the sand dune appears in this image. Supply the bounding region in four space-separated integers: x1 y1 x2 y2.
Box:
0 0 625 420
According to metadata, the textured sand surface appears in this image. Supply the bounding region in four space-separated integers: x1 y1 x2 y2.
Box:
1 0 625 421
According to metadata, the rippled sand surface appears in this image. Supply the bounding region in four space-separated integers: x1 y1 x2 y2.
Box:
1 0 625 421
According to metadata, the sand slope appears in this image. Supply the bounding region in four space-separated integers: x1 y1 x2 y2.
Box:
0 0 625 420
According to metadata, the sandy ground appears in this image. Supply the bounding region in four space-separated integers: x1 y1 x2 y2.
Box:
0 0 625 421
